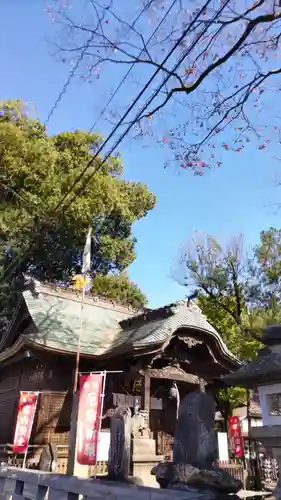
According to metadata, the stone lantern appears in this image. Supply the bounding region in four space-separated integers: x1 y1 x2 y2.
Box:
223 325 281 499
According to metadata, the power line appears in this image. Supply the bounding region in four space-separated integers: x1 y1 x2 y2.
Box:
0 0 224 283
0 182 47 216
2 1 175 223
0 4 154 216
0 0 229 284
64 0 230 212
45 1 154 127
0 1 175 284
44 35 94 126
88 0 178 133
53 0 212 214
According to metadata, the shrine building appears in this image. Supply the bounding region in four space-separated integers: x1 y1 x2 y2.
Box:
0 278 240 474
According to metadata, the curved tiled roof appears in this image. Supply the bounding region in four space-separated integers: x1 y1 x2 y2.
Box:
21 285 133 356
0 282 240 371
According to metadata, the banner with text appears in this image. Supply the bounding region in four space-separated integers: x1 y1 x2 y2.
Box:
228 415 244 458
13 391 39 454
77 373 104 465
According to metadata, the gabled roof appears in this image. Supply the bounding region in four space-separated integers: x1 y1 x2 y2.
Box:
0 281 240 373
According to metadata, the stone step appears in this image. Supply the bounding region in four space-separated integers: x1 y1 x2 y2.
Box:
132 438 157 456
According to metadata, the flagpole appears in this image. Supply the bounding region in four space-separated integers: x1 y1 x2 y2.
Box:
73 282 86 394
67 226 92 475
73 225 92 393
67 284 86 475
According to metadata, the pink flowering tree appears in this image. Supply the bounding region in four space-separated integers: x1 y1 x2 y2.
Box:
46 0 281 174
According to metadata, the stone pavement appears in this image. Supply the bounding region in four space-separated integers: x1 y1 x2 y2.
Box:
238 490 272 498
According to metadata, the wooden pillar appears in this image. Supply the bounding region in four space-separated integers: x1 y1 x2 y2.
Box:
66 391 79 475
144 373 151 427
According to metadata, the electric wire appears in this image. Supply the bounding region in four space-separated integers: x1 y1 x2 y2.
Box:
88 0 178 133
45 0 156 127
44 35 94 126
0 2 157 216
0 0 226 283
61 0 229 213
0 0 229 284
53 0 215 214
0 0 182 283
1 0 184 228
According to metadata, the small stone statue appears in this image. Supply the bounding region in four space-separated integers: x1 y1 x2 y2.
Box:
131 409 149 437
152 390 242 498
23 274 40 297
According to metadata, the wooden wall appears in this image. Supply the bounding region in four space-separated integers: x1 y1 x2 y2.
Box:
0 364 21 443
0 358 136 446
0 356 200 455
0 357 73 445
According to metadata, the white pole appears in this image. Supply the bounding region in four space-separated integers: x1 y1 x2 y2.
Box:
68 226 92 476
97 371 107 449
93 371 107 478
22 391 39 469
22 447 28 469
67 279 86 475
73 282 86 394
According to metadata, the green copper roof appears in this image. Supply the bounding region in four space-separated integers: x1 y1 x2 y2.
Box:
22 286 133 356
19 284 240 370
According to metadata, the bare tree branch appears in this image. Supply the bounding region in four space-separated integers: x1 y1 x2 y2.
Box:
141 9 281 118
51 0 281 172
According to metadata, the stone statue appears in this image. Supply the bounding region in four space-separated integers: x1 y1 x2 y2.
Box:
23 274 40 297
152 390 242 499
131 409 149 437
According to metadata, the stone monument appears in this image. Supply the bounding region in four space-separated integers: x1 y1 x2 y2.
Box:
100 405 159 486
107 407 132 480
151 390 242 498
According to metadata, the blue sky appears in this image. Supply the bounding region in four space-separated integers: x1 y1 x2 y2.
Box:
1 1 281 308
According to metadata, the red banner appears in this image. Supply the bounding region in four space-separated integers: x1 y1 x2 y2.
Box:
13 392 38 454
76 373 104 465
228 415 244 457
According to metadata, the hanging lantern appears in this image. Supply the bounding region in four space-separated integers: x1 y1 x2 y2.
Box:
169 382 180 419
169 382 178 400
